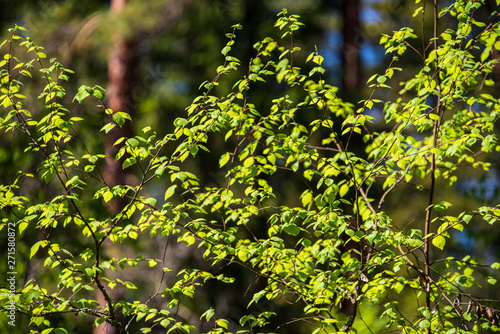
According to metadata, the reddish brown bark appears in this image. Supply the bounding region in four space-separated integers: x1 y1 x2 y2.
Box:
103 0 137 214
95 1 136 333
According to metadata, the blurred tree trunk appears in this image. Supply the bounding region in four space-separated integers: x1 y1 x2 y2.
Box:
95 0 136 333
103 0 137 211
341 0 362 95
339 1 362 317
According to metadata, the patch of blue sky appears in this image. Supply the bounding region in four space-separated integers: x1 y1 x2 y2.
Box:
361 6 383 24
456 171 500 202
320 30 386 73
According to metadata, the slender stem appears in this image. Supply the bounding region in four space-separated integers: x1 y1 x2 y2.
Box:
424 145 435 334
423 2 440 333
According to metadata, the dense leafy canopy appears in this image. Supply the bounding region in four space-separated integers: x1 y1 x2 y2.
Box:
1 1 500 333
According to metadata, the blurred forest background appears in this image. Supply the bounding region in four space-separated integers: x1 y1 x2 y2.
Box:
1 0 500 333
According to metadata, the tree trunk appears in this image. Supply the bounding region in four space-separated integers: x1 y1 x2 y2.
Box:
103 0 136 209
341 0 362 95
338 2 363 318
94 1 136 333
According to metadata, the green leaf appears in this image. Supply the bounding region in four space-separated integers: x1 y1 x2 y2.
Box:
283 223 300 236
434 201 452 212
462 212 473 223
155 164 165 176
18 222 29 234
103 190 113 203
126 138 139 148
145 197 157 207
487 277 497 285
174 118 188 127
201 308 215 321
164 185 177 200
221 46 231 56
377 75 387 84
419 319 430 329
92 89 104 100
339 184 349 197
101 123 116 134
432 235 446 250
73 85 91 103
219 152 230 167
243 156 254 168
122 157 136 169
113 113 125 126
54 328 69 334
301 191 313 206
216 319 228 329
392 281 404 294
30 240 46 259
428 113 440 121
